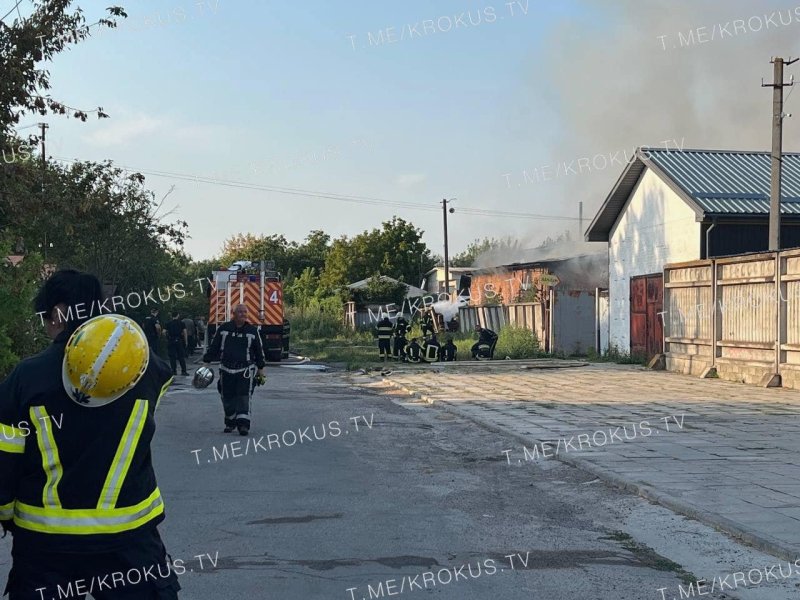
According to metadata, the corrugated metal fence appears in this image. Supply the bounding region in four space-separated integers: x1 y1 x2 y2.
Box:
507 302 545 344
664 248 800 389
459 305 507 333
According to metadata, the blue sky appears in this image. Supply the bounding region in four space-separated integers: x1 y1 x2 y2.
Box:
14 0 800 260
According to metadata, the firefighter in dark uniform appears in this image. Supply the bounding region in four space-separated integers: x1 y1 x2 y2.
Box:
375 316 393 362
164 312 188 376
0 270 180 599
471 326 499 360
423 334 440 362
203 304 265 436
392 315 409 359
406 338 423 363
441 337 458 362
142 308 162 356
420 310 434 337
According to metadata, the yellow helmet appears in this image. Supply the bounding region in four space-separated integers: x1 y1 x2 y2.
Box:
62 314 150 407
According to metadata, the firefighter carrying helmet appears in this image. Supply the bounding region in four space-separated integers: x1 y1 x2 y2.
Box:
62 314 150 407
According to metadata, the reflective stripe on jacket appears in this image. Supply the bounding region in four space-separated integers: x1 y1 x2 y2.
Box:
0 331 172 551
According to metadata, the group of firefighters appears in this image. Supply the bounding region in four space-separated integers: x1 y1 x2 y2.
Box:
0 269 506 598
0 269 271 598
374 309 499 363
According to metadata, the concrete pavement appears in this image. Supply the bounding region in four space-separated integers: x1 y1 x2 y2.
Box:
357 362 800 565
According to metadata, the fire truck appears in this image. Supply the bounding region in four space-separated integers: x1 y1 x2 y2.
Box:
206 260 288 362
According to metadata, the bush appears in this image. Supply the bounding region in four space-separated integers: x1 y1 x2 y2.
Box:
351 274 407 307
0 248 47 379
495 325 540 359
287 297 345 340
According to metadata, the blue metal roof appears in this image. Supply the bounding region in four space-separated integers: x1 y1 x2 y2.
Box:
645 148 800 215
586 148 800 242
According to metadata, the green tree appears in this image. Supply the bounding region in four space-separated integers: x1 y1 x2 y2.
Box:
219 233 295 273
350 274 407 307
285 267 319 314
0 239 45 378
0 1 125 136
451 237 498 267
319 217 435 290
538 229 573 248
290 230 330 274
1 159 188 293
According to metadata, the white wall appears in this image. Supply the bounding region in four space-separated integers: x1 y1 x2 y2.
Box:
608 168 701 352
598 290 609 353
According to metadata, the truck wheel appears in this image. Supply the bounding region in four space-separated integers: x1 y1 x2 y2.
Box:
267 348 282 362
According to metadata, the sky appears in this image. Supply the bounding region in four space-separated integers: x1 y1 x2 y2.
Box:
11 0 800 261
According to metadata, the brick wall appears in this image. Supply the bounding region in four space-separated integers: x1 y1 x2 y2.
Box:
469 267 547 304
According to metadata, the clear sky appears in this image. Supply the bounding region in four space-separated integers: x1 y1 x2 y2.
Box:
14 0 800 260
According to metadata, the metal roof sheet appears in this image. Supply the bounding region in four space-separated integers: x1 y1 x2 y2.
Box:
646 148 800 210
586 148 800 241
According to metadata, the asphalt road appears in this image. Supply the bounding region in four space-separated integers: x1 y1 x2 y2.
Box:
5 363 792 599
146 365 713 600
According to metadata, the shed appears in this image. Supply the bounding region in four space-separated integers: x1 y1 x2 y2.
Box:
586 146 800 358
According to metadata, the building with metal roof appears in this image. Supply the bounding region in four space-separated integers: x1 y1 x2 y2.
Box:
585 147 800 357
587 147 800 254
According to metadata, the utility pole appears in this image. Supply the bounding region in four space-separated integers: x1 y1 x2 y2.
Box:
38 122 48 201
578 201 583 239
39 122 48 171
442 199 454 298
762 57 796 251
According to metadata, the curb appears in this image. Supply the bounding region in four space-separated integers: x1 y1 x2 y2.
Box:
379 377 800 563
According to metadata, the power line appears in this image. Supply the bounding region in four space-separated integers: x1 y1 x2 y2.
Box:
0 0 25 24
51 156 580 222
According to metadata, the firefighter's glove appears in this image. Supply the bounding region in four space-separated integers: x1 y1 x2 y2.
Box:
255 374 267 386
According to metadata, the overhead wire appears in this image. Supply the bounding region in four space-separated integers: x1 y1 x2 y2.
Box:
51 156 581 222
0 0 25 24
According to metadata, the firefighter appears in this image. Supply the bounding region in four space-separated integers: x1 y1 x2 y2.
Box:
203 303 265 436
392 315 409 359
471 326 499 360
420 310 434 337
406 338 423 363
424 334 440 362
0 270 180 599
164 311 188 376
441 337 458 361
182 316 196 356
143 307 162 355
446 314 460 332
375 315 393 362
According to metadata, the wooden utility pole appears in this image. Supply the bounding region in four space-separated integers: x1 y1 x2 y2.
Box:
38 122 48 201
578 201 583 239
442 199 451 297
762 57 796 251
38 122 47 171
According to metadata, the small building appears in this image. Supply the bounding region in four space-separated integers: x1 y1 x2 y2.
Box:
421 266 473 295
346 275 426 299
344 275 427 329
464 252 608 354
586 147 800 358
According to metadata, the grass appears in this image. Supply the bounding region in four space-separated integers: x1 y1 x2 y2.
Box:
293 325 545 369
585 344 648 366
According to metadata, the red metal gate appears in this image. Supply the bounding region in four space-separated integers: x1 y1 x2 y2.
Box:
630 274 663 359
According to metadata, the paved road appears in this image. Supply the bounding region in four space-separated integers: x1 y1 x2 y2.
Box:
149 366 791 598
5 364 797 599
